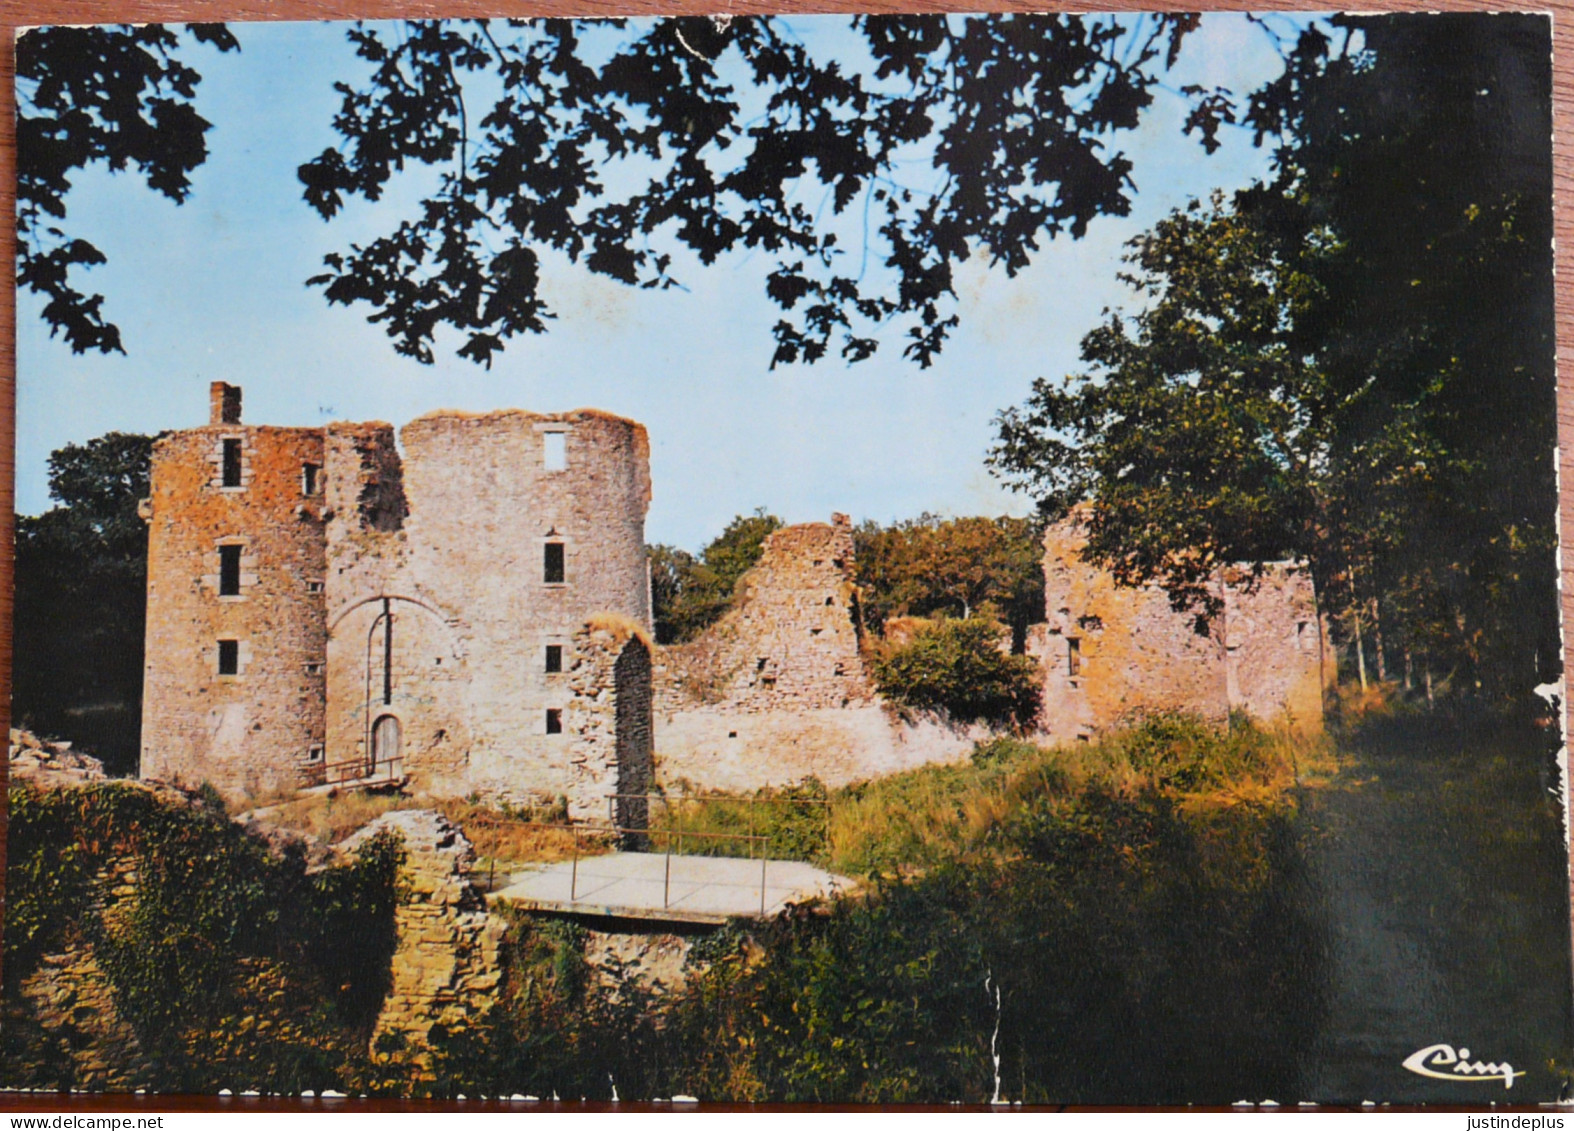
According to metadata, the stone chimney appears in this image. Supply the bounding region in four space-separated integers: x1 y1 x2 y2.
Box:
210 382 242 426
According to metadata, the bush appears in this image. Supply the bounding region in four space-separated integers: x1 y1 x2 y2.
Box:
870 617 1041 728
2 783 402 1093
1113 710 1306 792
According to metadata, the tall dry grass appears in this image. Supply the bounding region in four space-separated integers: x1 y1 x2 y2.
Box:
642 712 1335 879
828 713 1335 877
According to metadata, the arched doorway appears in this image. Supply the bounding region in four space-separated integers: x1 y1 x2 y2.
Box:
371 714 402 778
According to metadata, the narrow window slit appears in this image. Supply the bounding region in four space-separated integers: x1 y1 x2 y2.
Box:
218 545 242 596
221 439 242 487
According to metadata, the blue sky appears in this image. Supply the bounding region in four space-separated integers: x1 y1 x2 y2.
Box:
16 14 1315 551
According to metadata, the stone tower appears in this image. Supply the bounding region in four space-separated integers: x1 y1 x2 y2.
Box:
139 389 655 811
140 382 329 795
318 408 653 809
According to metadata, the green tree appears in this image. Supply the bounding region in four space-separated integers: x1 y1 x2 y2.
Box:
992 14 1557 702
297 15 1208 369
854 514 1045 650
992 196 1328 624
870 617 1041 728
14 432 157 774
1249 14 1558 700
649 509 783 644
18 24 238 353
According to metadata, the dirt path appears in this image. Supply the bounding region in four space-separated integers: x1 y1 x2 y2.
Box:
1296 719 1572 1102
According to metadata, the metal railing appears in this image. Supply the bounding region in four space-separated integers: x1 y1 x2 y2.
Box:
301 756 403 789
483 817 774 915
476 790 832 916
604 790 831 856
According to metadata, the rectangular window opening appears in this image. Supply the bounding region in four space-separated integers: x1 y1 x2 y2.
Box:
221 438 243 488
544 542 565 584
218 639 239 676
218 545 242 596
1067 637 1082 678
307 744 324 763
306 580 324 595
545 644 563 673
544 431 567 471
545 708 563 735
302 463 321 495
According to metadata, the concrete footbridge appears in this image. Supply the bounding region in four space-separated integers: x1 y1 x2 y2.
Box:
490 851 855 925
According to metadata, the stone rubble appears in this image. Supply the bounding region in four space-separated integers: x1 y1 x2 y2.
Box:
9 727 108 788
338 809 504 1070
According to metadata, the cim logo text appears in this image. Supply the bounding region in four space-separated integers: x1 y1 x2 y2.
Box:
1402 1044 1525 1089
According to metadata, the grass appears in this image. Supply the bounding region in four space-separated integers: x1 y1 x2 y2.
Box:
239 790 611 886
646 712 1337 879
242 789 417 844
237 712 1337 893
433 799 608 881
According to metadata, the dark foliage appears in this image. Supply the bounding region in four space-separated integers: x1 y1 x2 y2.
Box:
14 433 156 775
17 24 238 354
870 616 1041 728
648 508 782 644
2 784 403 1092
854 514 1044 649
298 15 1204 369
992 15 1557 701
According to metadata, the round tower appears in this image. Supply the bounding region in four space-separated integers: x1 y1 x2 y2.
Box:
140 383 328 796
320 407 652 804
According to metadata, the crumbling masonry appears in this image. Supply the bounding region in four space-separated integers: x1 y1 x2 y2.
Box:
141 384 652 814
139 384 1324 809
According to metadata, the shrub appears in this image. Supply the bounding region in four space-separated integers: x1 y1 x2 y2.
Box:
3 783 402 1093
1115 710 1297 791
870 616 1041 728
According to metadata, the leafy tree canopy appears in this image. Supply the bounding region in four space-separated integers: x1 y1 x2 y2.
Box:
17 24 239 355
298 15 1206 369
991 14 1556 699
14 432 157 773
870 616 1041 728
649 508 783 644
853 514 1044 648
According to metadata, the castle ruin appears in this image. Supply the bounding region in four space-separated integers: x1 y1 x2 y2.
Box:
1031 520 1331 744
141 384 652 815
139 384 1324 809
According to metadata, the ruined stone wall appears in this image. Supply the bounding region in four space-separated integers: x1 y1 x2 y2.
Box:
657 516 873 713
653 516 984 790
141 417 328 797
1222 564 1329 730
561 618 653 822
1038 519 1327 741
322 409 652 804
340 810 502 1074
654 706 980 792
